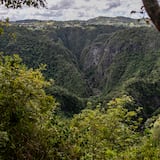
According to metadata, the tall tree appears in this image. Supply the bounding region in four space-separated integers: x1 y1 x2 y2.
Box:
142 0 160 31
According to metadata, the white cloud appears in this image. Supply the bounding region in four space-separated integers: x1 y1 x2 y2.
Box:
0 0 143 21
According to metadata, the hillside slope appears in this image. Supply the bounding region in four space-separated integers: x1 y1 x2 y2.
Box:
0 17 160 116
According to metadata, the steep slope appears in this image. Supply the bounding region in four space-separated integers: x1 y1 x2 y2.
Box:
0 21 124 97
80 27 160 116
0 17 160 117
81 27 160 89
0 26 90 97
55 25 123 63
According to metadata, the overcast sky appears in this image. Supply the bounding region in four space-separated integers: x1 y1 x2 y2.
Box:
0 0 144 21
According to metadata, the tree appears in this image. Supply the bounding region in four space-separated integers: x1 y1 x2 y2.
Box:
142 0 160 31
54 96 142 160
0 53 56 159
0 0 46 8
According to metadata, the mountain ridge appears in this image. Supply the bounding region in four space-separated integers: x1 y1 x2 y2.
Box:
11 16 150 28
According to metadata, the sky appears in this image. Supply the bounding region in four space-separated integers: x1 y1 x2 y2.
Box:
0 0 144 21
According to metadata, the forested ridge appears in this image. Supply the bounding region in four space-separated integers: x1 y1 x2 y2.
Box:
0 17 160 159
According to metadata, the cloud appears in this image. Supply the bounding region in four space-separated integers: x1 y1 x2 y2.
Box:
35 11 63 18
0 0 143 21
50 0 75 10
108 1 121 9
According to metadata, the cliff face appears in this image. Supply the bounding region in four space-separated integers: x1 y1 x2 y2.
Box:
55 25 123 62
80 27 160 94
78 26 160 115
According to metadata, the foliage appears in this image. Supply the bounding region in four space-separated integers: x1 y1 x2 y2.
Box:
126 79 160 118
49 96 143 160
0 53 56 159
0 26 90 97
1 19 160 95
0 54 159 159
47 86 86 117
0 0 46 8
49 96 160 160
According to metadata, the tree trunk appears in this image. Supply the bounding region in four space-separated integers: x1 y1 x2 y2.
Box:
142 0 160 31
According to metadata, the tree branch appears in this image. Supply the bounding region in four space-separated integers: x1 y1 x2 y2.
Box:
142 0 160 31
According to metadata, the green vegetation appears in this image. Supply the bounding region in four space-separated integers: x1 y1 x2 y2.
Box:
0 25 90 97
0 59 160 159
0 18 160 159
0 53 56 159
47 85 86 116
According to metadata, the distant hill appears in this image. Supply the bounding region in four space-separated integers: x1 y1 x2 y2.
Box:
12 16 150 28
86 16 135 25
15 19 43 23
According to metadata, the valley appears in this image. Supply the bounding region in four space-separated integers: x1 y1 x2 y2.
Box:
0 17 160 117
